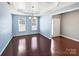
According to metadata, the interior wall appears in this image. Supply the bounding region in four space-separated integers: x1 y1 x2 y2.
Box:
12 14 40 36
61 10 79 40
40 14 52 39
0 3 12 54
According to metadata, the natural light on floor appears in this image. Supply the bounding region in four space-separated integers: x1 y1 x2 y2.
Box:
51 39 54 55
18 38 26 55
31 37 37 50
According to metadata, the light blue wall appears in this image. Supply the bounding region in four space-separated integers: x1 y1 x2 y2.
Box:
0 3 12 54
40 14 52 39
12 14 40 36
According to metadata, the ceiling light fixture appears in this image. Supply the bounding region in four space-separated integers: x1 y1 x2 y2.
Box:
29 5 37 20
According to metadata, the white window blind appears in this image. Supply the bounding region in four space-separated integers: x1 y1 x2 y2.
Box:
18 17 26 32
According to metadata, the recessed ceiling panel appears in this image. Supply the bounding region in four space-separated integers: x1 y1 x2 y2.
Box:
8 2 77 16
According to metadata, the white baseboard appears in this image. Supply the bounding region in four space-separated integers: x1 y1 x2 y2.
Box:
52 35 61 37
61 35 79 42
40 33 51 39
0 37 13 56
13 32 39 37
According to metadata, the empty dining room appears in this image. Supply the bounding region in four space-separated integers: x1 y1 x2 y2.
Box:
0 2 79 56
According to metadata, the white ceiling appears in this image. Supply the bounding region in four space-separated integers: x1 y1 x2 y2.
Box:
8 2 77 16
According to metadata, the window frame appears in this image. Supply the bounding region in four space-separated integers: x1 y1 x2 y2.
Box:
18 17 26 32
29 16 38 31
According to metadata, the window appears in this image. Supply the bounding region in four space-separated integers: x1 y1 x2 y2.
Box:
18 17 26 32
31 19 37 30
29 16 38 30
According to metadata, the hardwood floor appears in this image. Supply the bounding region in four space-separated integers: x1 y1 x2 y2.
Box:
1 34 79 56
52 36 79 56
2 34 51 56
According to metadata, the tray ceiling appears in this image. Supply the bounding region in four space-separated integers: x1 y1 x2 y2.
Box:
7 2 77 16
